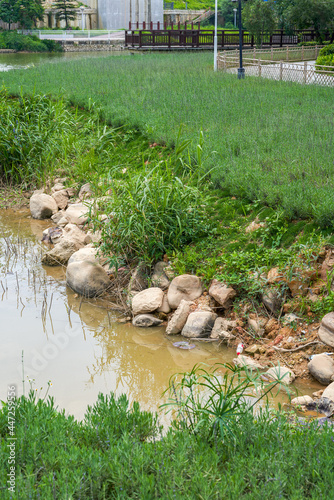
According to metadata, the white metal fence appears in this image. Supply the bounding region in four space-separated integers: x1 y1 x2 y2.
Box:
217 47 334 87
18 30 124 41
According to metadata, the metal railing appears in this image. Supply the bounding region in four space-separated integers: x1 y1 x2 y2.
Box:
18 30 124 40
218 51 334 87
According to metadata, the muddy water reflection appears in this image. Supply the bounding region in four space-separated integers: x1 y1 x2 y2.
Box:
0 209 322 420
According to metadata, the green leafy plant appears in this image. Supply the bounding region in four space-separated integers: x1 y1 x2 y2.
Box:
161 363 289 442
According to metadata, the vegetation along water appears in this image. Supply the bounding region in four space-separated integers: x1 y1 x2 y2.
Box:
1 50 334 499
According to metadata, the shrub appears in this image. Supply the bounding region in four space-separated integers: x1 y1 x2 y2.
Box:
0 31 62 52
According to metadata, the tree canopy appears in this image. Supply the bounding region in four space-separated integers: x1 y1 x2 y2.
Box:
0 0 44 28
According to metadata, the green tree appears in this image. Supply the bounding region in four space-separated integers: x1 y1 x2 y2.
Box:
18 0 44 28
288 0 334 42
53 0 78 29
243 0 277 47
0 0 20 29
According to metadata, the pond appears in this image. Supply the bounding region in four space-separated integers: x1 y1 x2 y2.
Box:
0 50 129 72
0 209 323 421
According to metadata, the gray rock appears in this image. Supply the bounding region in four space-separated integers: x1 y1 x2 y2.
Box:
65 203 89 225
42 239 79 266
128 263 149 292
151 261 170 290
167 275 202 309
66 261 111 298
157 293 171 314
305 396 334 417
318 312 334 348
132 314 163 327
131 288 164 315
68 247 106 266
30 193 58 219
210 317 236 340
166 299 193 335
308 354 334 385
262 288 282 314
264 365 295 385
248 317 267 337
79 182 92 201
52 189 69 210
182 311 217 338
51 210 66 224
233 355 265 370
208 279 236 307
322 382 334 403
291 395 314 406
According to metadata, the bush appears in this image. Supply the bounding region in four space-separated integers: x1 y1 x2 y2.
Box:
0 31 62 52
319 43 334 56
316 46 334 71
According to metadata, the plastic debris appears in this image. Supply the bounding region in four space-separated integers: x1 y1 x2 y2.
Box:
173 341 195 350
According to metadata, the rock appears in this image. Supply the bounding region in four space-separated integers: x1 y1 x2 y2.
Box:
288 278 309 297
30 193 58 219
66 187 76 198
164 264 176 281
166 299 193 335
58 216 69 227
245 220 265 233
322 382 334 403
264 318 279 334
167 275 202 309
320 249 334 281
79 183 92 201
132 314 163 327
151 261 170 290
66 261 110 298
157 293 171 314
41 227 62 245
318 312 334 347
61 223 88 248
51 210 66 224
68 247 106 266
291 395 314 406
305 397 334 417
182 311 217 338
131 288 164 316
210 317 236 340
264 365 295 385
65 203 89 225
262 288 282 314
245 344 262 355
52 189 69 210
128 263 149 292
312 389 324 399
233 355 265 370
208 279 236 308
51 183 65 193
42 239 79 266
248 317 267 336
267 267 284 284
308 354 334 385
282 313 299 325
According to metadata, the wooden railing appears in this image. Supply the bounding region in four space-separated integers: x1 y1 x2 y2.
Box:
125 29 326 49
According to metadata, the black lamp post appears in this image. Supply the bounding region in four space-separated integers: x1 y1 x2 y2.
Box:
232 0 245 79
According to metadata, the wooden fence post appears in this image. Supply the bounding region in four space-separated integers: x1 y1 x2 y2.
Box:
271 47 273 60
287 45 289 61
302 45 304 60
258 59 261 77
253 47 256 63
303 61 307 84
279 61 283 80
315 44 319 58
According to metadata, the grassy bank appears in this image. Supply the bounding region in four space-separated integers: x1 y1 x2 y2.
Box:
1 373 333 499
1 52 334 226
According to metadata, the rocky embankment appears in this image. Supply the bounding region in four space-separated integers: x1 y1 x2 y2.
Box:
30 179 334 414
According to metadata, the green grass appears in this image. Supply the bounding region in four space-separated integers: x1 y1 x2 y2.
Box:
1 386 333 499
2 52 334 226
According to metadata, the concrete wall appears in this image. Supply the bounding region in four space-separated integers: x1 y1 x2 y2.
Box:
95 0 164 30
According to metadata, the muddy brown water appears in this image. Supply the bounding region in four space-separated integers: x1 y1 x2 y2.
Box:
0 209 323 421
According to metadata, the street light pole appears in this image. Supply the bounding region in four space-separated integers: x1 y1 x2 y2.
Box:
80 5 85 31
233 0 245 79
214 0 218 71
233 8 237 27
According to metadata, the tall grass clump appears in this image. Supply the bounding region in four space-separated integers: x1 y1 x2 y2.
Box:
93 161 212 265
2 52 334 225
